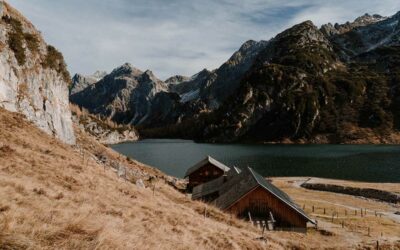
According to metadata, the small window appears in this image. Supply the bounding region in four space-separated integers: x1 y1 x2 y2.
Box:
204 171 209 176
213 171 219 175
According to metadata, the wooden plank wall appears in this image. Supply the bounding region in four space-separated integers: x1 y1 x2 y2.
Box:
188 164 224 190
227 186 307 228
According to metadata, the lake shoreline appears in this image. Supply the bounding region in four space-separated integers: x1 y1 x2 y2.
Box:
111 139 400 183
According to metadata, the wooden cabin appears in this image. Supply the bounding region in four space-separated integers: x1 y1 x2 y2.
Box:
192 166 241 201
193 167 315 232
185 156 230 192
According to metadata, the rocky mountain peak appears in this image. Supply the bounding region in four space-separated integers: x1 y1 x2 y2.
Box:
92 70 107 80
228 40 268 65
110 62 142 77
165 75 190 85
143 69 154 78
324 10 400 59
321 13 387 37
274 20 329 47
141 70 164 87
354 13 386 24
70 70 107 95
239 40 257 51
197 68 211 77
70 63 168 125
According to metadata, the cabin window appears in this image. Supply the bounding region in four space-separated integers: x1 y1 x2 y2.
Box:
213 170 219 175
204 171 209 176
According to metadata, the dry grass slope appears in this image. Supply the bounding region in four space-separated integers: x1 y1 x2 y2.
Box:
0 108 280 250
0 107 399 249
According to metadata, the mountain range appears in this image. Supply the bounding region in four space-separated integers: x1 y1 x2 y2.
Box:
70 12 400 143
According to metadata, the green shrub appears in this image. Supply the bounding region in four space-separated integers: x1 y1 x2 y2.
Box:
24 33 39 54
3 16 26 65
42 45 71 84
7 31 25 65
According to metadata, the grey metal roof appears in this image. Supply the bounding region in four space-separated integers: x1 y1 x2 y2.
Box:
192 168 241 200
213 168 258 209
249 168 315 224
213 167 315 224
184 156 230 177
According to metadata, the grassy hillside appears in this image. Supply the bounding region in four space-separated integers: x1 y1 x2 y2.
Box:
0 107 399 249
0 108 274 249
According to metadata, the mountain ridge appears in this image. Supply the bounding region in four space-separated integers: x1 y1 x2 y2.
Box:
71 10 400 144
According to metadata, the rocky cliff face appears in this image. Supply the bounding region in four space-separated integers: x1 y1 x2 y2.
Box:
197 15 400 143
70 63 168 125
0 1 75 144
70 71 106 95
198 40 269 109
168 40 268 109
323 12 400 59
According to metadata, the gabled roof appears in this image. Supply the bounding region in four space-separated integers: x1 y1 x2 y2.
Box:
213 167 315 224
192 167 241 200
249 168 314 224
184 156 230 177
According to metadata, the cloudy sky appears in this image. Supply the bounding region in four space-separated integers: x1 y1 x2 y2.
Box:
7 0 400 79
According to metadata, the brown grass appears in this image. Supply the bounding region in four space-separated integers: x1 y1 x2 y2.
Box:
0 107 398 249
0 108 278 249
271 177 400 249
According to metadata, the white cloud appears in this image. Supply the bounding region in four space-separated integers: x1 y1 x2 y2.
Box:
6 0 400 79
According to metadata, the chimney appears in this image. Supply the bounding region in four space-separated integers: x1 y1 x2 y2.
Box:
223 169 228 183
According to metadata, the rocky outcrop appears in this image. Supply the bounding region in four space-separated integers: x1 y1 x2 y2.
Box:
168 40 269 109
70 71 106 95
0 1 75 144
165 75 190 86
70 63 168 125
323 12 400 59
320 13 387 37
198 40 269 108
71 104 138 144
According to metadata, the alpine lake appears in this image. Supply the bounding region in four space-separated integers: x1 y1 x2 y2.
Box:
111 139 400 183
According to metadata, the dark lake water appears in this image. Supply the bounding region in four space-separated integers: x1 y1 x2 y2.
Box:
111 139 400 183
